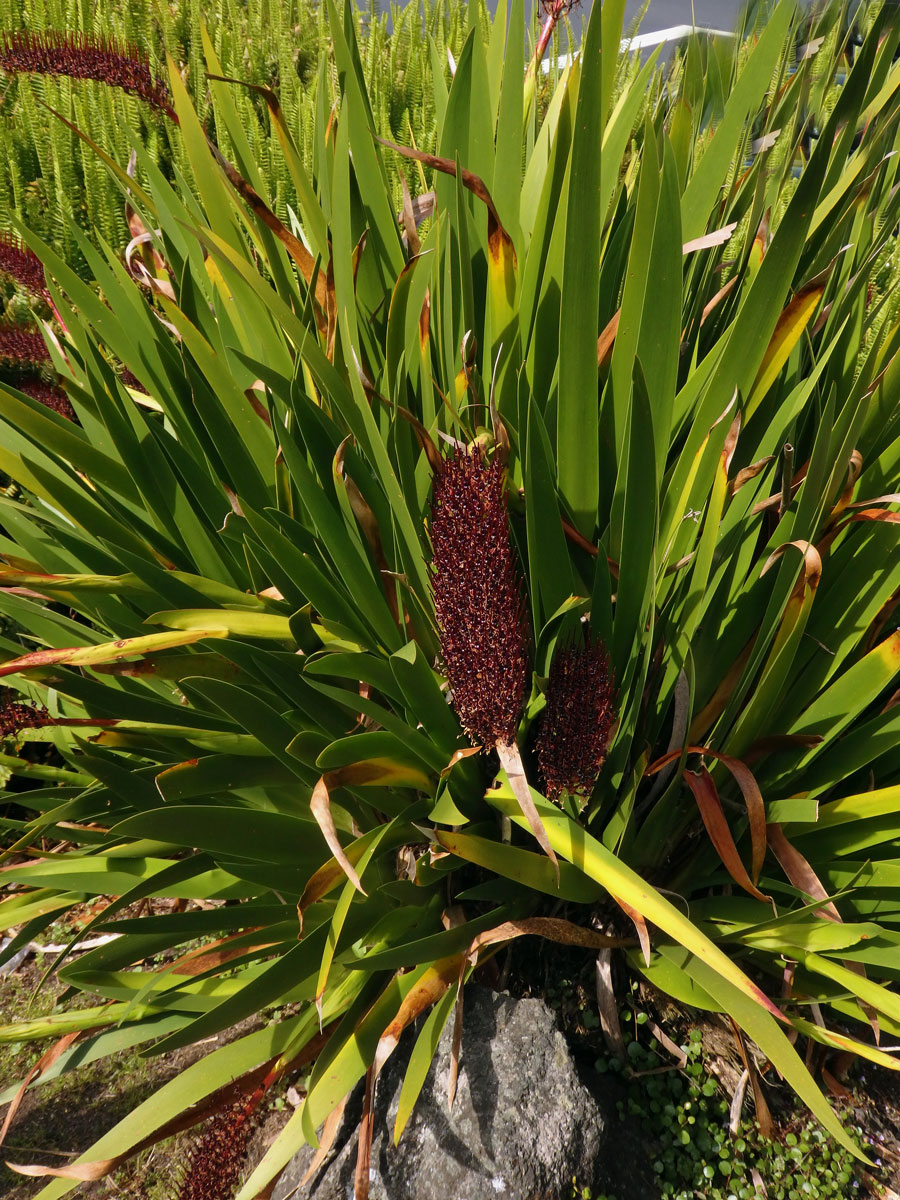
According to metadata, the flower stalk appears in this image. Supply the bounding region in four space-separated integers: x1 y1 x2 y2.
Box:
530 0 579 73
0 696 115 741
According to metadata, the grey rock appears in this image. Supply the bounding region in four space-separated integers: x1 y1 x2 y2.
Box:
274 987 613 1200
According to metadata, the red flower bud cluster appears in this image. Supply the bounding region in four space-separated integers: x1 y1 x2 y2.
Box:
16 377 76 420
0 31 173 116
178 1094 261 1200
120 366 149 395
537 630 616 802
0 325 50 365
0 696 53 741
430 446 528 747
0 234 47 297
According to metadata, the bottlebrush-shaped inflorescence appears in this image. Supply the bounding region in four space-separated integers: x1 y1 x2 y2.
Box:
0 31 173 116
430 446 529 748
177 1094 261 1200
537 629 616 802
0 234 47 297
15 377 76 420
0 325 50 365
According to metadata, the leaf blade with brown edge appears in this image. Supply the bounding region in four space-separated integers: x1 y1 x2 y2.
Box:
747 279 829 418
375 136 507 236
485 784 787 1023
0 628 227 677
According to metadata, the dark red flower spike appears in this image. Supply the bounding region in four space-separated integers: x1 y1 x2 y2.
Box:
0 325 51 366
0 234 47 297
0 31 174 118
177 1091 263 1200
430 445 529 748
538 628 616 804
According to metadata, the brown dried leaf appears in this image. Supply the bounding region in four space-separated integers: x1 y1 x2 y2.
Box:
729 1068 749 1134
682 222 738 254
699 275 738 330
750 130 781 154
367 389 441 472
822 1067 852 1099
354 1066 376 1200
375 955 463 1078
751 1167 770 1197
611 896 651 966
597 310 620 368
836 508 900 529
646 746 767 884
399 175 421 257
125 233 176 301
168 931 274 976
448 960 467 1111
310 776 366 897
376 136 507 242
198 106 327 316
761 540 822 590
688 641 753 743
300 1093 349 1186
766 823 841 922
715 753 766 885
744 733 823 764
751 459 809 513
0 1031 81 1148
683 768 771 904
595 949 625 1060
495 741 559 884
730 1018 774 1138
465 918 632 960
440 746 481 779
723 410 742 473
644 1017 687 1069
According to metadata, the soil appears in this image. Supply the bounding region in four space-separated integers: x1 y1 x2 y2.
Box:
0 903 288 1200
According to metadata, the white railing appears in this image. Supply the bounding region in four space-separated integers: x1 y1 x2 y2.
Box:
542 22 735 72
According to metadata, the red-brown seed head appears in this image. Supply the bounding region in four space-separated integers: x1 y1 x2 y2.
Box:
0 696 53 741
15 377 76 421
177 1095 260 1200
537 629 616 803
119 366 148 396
0 31 173 116
430 446 529 748
0 325 51 366
0 234 47 297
